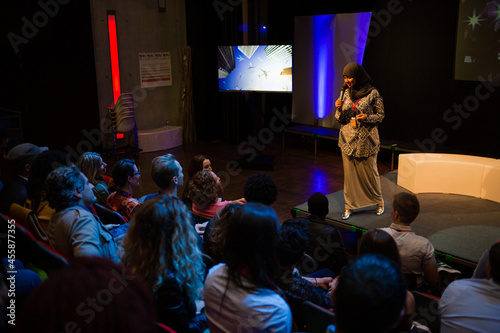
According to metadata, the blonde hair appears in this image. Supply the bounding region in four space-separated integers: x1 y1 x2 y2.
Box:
77 152 103 185
121 195 204 302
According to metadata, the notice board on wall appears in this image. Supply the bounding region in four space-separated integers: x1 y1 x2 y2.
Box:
139 52 172 88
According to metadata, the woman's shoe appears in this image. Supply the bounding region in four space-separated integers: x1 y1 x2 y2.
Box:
342 209 351 220
376 205 384 216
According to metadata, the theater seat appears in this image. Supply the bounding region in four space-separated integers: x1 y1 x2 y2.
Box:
91 203 128 225
9 203 49 243
0 213 68 276
411 291 441 333
302 301 336 333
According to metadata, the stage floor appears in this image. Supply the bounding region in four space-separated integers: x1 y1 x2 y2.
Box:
294 171 500 267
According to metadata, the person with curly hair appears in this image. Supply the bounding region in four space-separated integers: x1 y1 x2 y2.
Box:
46 165 120 263
77 152 110 207
121 195 208 333
188 170 245 218
243 172 278 206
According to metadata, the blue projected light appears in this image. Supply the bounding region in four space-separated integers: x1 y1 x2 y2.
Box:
313 15 335 120
352 12 372 65
311 169 330 194
311 13 371 121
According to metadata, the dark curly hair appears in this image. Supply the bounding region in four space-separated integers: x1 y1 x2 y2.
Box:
188 170 222 209
46 166 85 212
243 173 278 206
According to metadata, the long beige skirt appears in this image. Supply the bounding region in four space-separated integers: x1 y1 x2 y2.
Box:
342 152 383 210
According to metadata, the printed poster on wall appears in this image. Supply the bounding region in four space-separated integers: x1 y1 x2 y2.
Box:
139 52 172 88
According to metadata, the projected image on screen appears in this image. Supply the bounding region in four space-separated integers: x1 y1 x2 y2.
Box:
218 45 292 92
455 0 500 81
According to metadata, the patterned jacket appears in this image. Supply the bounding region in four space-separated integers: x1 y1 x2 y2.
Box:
335 89 384 158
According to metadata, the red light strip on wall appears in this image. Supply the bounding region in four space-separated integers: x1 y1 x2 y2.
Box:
107 11 121 103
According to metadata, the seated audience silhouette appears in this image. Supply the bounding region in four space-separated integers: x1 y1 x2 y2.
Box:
188 170 244 218
243 172 278 205
77 152 110 207
0 143 47 215
182 154 212 205
107 159 141 221
439 242 500 332
328 254 407 333
202 202 243 264
16 257 170 333
380 192 438 290
202 172 276 258
46 166 120 263
203 202 292 332
121 195 208 332
304 192 348 276
25 149 72 231
141 153 184 201
358 229 432 333
276 219 332 331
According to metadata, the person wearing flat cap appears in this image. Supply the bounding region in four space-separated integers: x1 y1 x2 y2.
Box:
334 62 385 220
0 143 48 215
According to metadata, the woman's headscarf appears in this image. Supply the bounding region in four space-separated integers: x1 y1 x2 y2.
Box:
343 62 375 100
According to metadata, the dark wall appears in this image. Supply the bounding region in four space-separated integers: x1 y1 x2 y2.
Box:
1 0 100 155
187 0 499 157
365 0 499 157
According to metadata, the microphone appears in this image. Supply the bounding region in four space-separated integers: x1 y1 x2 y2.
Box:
340 84 347 100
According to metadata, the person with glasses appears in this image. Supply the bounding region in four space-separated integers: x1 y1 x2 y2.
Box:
107 158 141 221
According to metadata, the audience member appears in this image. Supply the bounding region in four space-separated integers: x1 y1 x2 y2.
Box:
243 172 278 205
472 238 500 279
121 195 208 332
439 242 500 332
203 202 243 263
380 192 438 290
303 192 348 276
188 170 245 218
25 149 72 231
182 154 212 204
107 159 141 221
329 254 407 333
77 152 110 207
188 154 212 177
17 257 165 333
276 219 332 331
141 153 183 201
0 143 47 215
358 229 426 333
204 203 292 332
46 166 120 263
202 172 275 249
